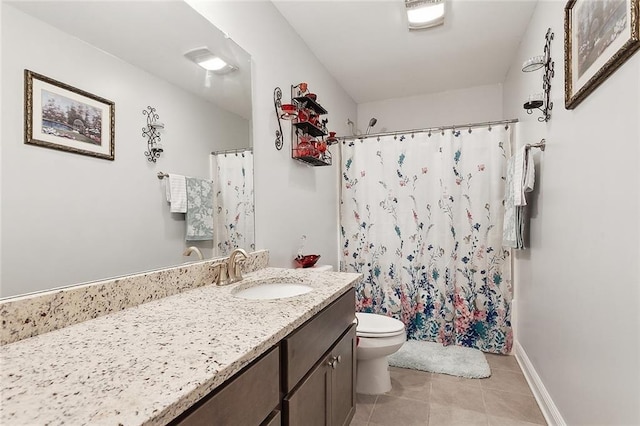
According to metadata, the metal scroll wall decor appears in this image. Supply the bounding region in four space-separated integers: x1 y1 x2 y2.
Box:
522 28 555 122
142 105 164 162
273 87 284 150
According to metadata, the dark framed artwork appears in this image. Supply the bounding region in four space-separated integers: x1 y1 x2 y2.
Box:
24 70 115 160
564 0 640 109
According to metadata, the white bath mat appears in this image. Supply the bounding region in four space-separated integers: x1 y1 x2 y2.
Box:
388 340 491 378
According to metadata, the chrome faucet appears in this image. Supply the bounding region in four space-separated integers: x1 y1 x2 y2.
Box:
227 248 248 284
183 246 204 260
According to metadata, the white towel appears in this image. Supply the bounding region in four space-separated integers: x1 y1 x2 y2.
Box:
513 146 536 207
522 149 535 197
166 174 187 213
503 146 537 249
503 157 519 248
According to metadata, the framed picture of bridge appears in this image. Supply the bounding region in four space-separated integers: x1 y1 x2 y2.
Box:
24 69 115 160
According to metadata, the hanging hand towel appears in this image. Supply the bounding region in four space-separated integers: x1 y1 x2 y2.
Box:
522 148 535 198
503 157 520 248
165 174 187 213
513 146 536 207
186 177 214 241
503 148 535 249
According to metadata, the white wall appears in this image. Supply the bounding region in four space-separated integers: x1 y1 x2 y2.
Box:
503 1 640 424
1 5 250 297
356 83 503 133
186 1 357 270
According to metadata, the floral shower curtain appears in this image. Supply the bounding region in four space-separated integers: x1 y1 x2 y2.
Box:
340 126 513 354
210 151 255 256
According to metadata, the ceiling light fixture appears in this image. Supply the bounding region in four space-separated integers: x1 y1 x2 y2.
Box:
184 48 237 74
405 0 445 30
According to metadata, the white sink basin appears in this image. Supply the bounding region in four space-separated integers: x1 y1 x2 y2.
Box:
233 283 313 300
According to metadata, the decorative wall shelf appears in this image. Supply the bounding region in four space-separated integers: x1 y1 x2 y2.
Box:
142 106 164 162
274 83 336 167
522 28 554 122
293 121 326 138
292 96 328 115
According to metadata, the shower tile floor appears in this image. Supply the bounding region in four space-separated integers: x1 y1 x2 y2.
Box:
350 353 546 426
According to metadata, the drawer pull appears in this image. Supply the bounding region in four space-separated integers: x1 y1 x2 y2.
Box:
327 355 342 369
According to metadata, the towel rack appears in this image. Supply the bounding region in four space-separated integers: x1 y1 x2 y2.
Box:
526 139 546 151
156 171 212 183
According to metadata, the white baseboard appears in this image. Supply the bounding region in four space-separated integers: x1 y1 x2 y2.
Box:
514 341 566 426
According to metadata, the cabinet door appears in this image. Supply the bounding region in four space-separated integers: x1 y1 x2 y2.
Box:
173 347 279 426
282 288 355 394
330 325 356 426
262 410 281 426
283 355 331 426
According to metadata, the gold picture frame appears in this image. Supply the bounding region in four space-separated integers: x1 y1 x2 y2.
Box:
564 0 640 109
25 70 115 160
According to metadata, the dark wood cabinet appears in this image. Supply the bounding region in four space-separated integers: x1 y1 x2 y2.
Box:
263 410 282 426
283 325 356 426
330 325 356 426
281 284 356 426
172 346 280 426
282 288 355 393
283 353 331 426
171 288 355 426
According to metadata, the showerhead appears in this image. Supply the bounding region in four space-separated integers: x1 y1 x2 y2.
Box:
365 117 377 135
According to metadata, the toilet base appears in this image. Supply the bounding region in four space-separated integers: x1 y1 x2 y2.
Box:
356 356 392 395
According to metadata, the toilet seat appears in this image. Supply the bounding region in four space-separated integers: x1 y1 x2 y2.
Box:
356 312 405 338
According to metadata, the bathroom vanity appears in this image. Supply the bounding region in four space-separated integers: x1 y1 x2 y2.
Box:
172 288 356 426
0 265 361 425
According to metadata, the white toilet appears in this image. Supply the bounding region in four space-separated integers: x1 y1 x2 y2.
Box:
355 312 406 395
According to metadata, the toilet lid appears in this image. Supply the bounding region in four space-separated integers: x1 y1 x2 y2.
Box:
356 312 405 337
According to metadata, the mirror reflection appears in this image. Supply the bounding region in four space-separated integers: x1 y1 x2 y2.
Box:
1 1 254 298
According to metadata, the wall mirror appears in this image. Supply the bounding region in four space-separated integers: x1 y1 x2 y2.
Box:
1 1 254 298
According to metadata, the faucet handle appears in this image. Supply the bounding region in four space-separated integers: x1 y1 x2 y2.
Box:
232 262 244 282
214 262 229 285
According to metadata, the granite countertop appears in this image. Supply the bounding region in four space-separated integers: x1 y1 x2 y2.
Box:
0 267 361 425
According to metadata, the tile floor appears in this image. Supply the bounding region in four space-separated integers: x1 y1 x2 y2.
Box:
350 353 546 426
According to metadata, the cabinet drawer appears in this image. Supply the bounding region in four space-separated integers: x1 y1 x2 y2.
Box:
174 346 280 426
282 288 355 393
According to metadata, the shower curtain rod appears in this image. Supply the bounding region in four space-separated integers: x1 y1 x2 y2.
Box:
337 118 519 141
211 147 253 155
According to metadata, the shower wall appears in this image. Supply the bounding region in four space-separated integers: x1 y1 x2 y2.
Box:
503 1 640 425
357 83 503 132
